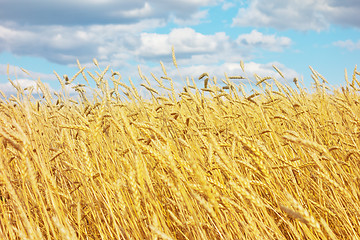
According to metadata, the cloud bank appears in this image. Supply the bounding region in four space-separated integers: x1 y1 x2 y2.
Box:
232 0 360 31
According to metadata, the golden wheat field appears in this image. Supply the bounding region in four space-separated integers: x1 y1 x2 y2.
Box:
1 56 360 239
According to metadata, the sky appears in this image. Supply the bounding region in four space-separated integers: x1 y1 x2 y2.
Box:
0 0 359 97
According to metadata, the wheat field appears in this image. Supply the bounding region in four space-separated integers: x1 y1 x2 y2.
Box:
0 57 360 239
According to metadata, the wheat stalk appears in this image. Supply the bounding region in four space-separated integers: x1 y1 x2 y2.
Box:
2 57 360 239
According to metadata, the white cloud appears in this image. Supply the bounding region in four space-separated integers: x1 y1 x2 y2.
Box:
0 20 164 65
172 10 209 26
137 28 230 58
333 39 360 51
1 23 293 74
0 0 220 26
136 28 291 64
116 2 153 18
232 0 360 31
236 30 292 51
222 2 235 10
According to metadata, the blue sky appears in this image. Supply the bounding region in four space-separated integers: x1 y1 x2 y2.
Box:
0 0 359 96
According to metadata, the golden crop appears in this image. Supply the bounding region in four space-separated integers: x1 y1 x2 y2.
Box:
0 59 360 239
